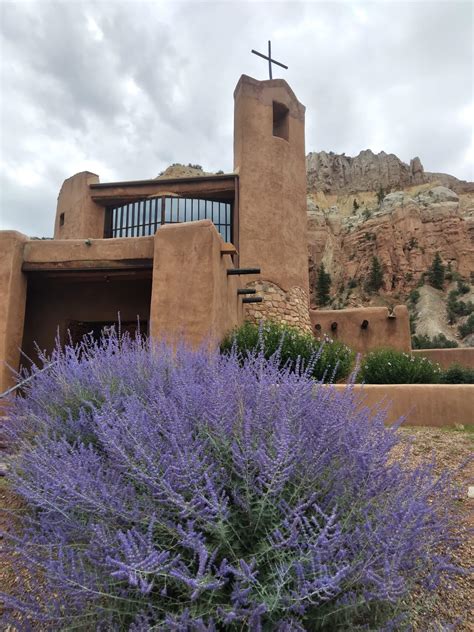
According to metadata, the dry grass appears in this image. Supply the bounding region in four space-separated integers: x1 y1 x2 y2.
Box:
1 426 472 630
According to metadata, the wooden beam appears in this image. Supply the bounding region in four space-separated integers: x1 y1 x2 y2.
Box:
220 243 238 256
23 259 153 273
90 178 236 206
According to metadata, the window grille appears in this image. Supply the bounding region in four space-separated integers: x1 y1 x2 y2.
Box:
105 196 232 242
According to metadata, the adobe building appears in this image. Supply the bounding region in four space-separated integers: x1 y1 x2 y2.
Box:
0 75 318 393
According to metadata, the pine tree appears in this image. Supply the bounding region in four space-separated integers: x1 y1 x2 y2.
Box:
428 252 445 289
366 256 384 293
353 198 359 212
316 263 331 306
376 186 385 205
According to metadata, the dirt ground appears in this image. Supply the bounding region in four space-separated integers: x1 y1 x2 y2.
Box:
1 426 472 631
396 426 473 631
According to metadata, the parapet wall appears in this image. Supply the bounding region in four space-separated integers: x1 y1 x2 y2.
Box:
310 305 411 353
332 384 474 427
412 348 474 369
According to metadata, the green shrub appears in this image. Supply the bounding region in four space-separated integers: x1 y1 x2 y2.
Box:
411 333 458 349
358 348 441 384
408 289 420 304
440 364 474 384
457 279 470 295
221 321 354 382
459 314 474 338
447 289 474 319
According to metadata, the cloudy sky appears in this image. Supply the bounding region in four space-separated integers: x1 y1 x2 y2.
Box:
1 0 472 236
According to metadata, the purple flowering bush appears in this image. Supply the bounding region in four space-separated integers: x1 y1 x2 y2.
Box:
2 332 457 630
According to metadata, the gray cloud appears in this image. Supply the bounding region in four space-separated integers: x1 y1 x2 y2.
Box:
1 0 472 237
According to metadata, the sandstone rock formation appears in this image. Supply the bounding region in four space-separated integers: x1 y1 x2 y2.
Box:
307 185 473 304
306 149 473 195
306 149 427 194
156 164 215 179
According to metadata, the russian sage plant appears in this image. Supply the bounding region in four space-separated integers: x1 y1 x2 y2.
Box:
1 332 457 630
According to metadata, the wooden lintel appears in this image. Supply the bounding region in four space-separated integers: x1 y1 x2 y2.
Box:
23 259 153 273
90 179 236 206
220 243 238 256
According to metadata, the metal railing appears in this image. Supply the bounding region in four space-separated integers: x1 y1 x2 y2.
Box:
104 196 233 242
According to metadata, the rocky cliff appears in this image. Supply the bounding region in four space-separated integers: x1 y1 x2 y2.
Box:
306 149 473 195
306 151 474 345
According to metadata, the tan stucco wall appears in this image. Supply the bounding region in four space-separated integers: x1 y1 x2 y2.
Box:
0 231 28 393
233 75 310 330
150 220 242 346
21 276 152 365
54 171 105 240
412 348 474 369
24 235 154 266
332 383 474 427
310 305 411 353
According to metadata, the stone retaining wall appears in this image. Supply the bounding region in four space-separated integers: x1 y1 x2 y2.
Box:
244 281 312 332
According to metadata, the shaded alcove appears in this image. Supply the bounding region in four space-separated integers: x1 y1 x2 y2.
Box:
21 271 152 367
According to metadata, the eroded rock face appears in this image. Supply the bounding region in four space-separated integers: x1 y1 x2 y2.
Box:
306 149 427 194
307 185 474 305
306 150 473 196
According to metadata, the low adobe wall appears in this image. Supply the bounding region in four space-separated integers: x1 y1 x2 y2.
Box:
412 348 474 369
332 383 474 427
150 220 243 346
310 305 411 353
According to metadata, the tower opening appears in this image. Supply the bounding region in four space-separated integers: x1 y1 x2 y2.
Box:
272 101 289 141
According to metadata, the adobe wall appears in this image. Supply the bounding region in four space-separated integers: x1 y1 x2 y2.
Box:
150 220 242 346
0 232 28 393
24 235 154 266
234 75 311 331
21 276 152 365
412 348 474 369
332 384 474 427
54 171 105 240
310 305 411 353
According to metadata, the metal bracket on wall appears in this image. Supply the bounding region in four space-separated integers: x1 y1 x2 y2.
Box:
242 297 263 304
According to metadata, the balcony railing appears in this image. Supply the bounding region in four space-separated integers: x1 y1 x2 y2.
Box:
104 196 232 242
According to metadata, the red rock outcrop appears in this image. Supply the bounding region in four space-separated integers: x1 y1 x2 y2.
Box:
307 186 474 306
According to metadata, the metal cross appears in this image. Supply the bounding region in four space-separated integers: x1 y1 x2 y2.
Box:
251 40 288 80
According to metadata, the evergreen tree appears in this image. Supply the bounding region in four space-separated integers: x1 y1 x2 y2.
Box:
353 198 359 212
428 252 445 289
316 263 331 306
366 256 384 293
376 186 385 205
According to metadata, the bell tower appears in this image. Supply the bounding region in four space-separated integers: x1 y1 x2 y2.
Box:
233 75 311 330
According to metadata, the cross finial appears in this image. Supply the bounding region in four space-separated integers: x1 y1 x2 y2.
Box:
251 40 288 80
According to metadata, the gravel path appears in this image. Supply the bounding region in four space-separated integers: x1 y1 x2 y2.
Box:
396 426 473 631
